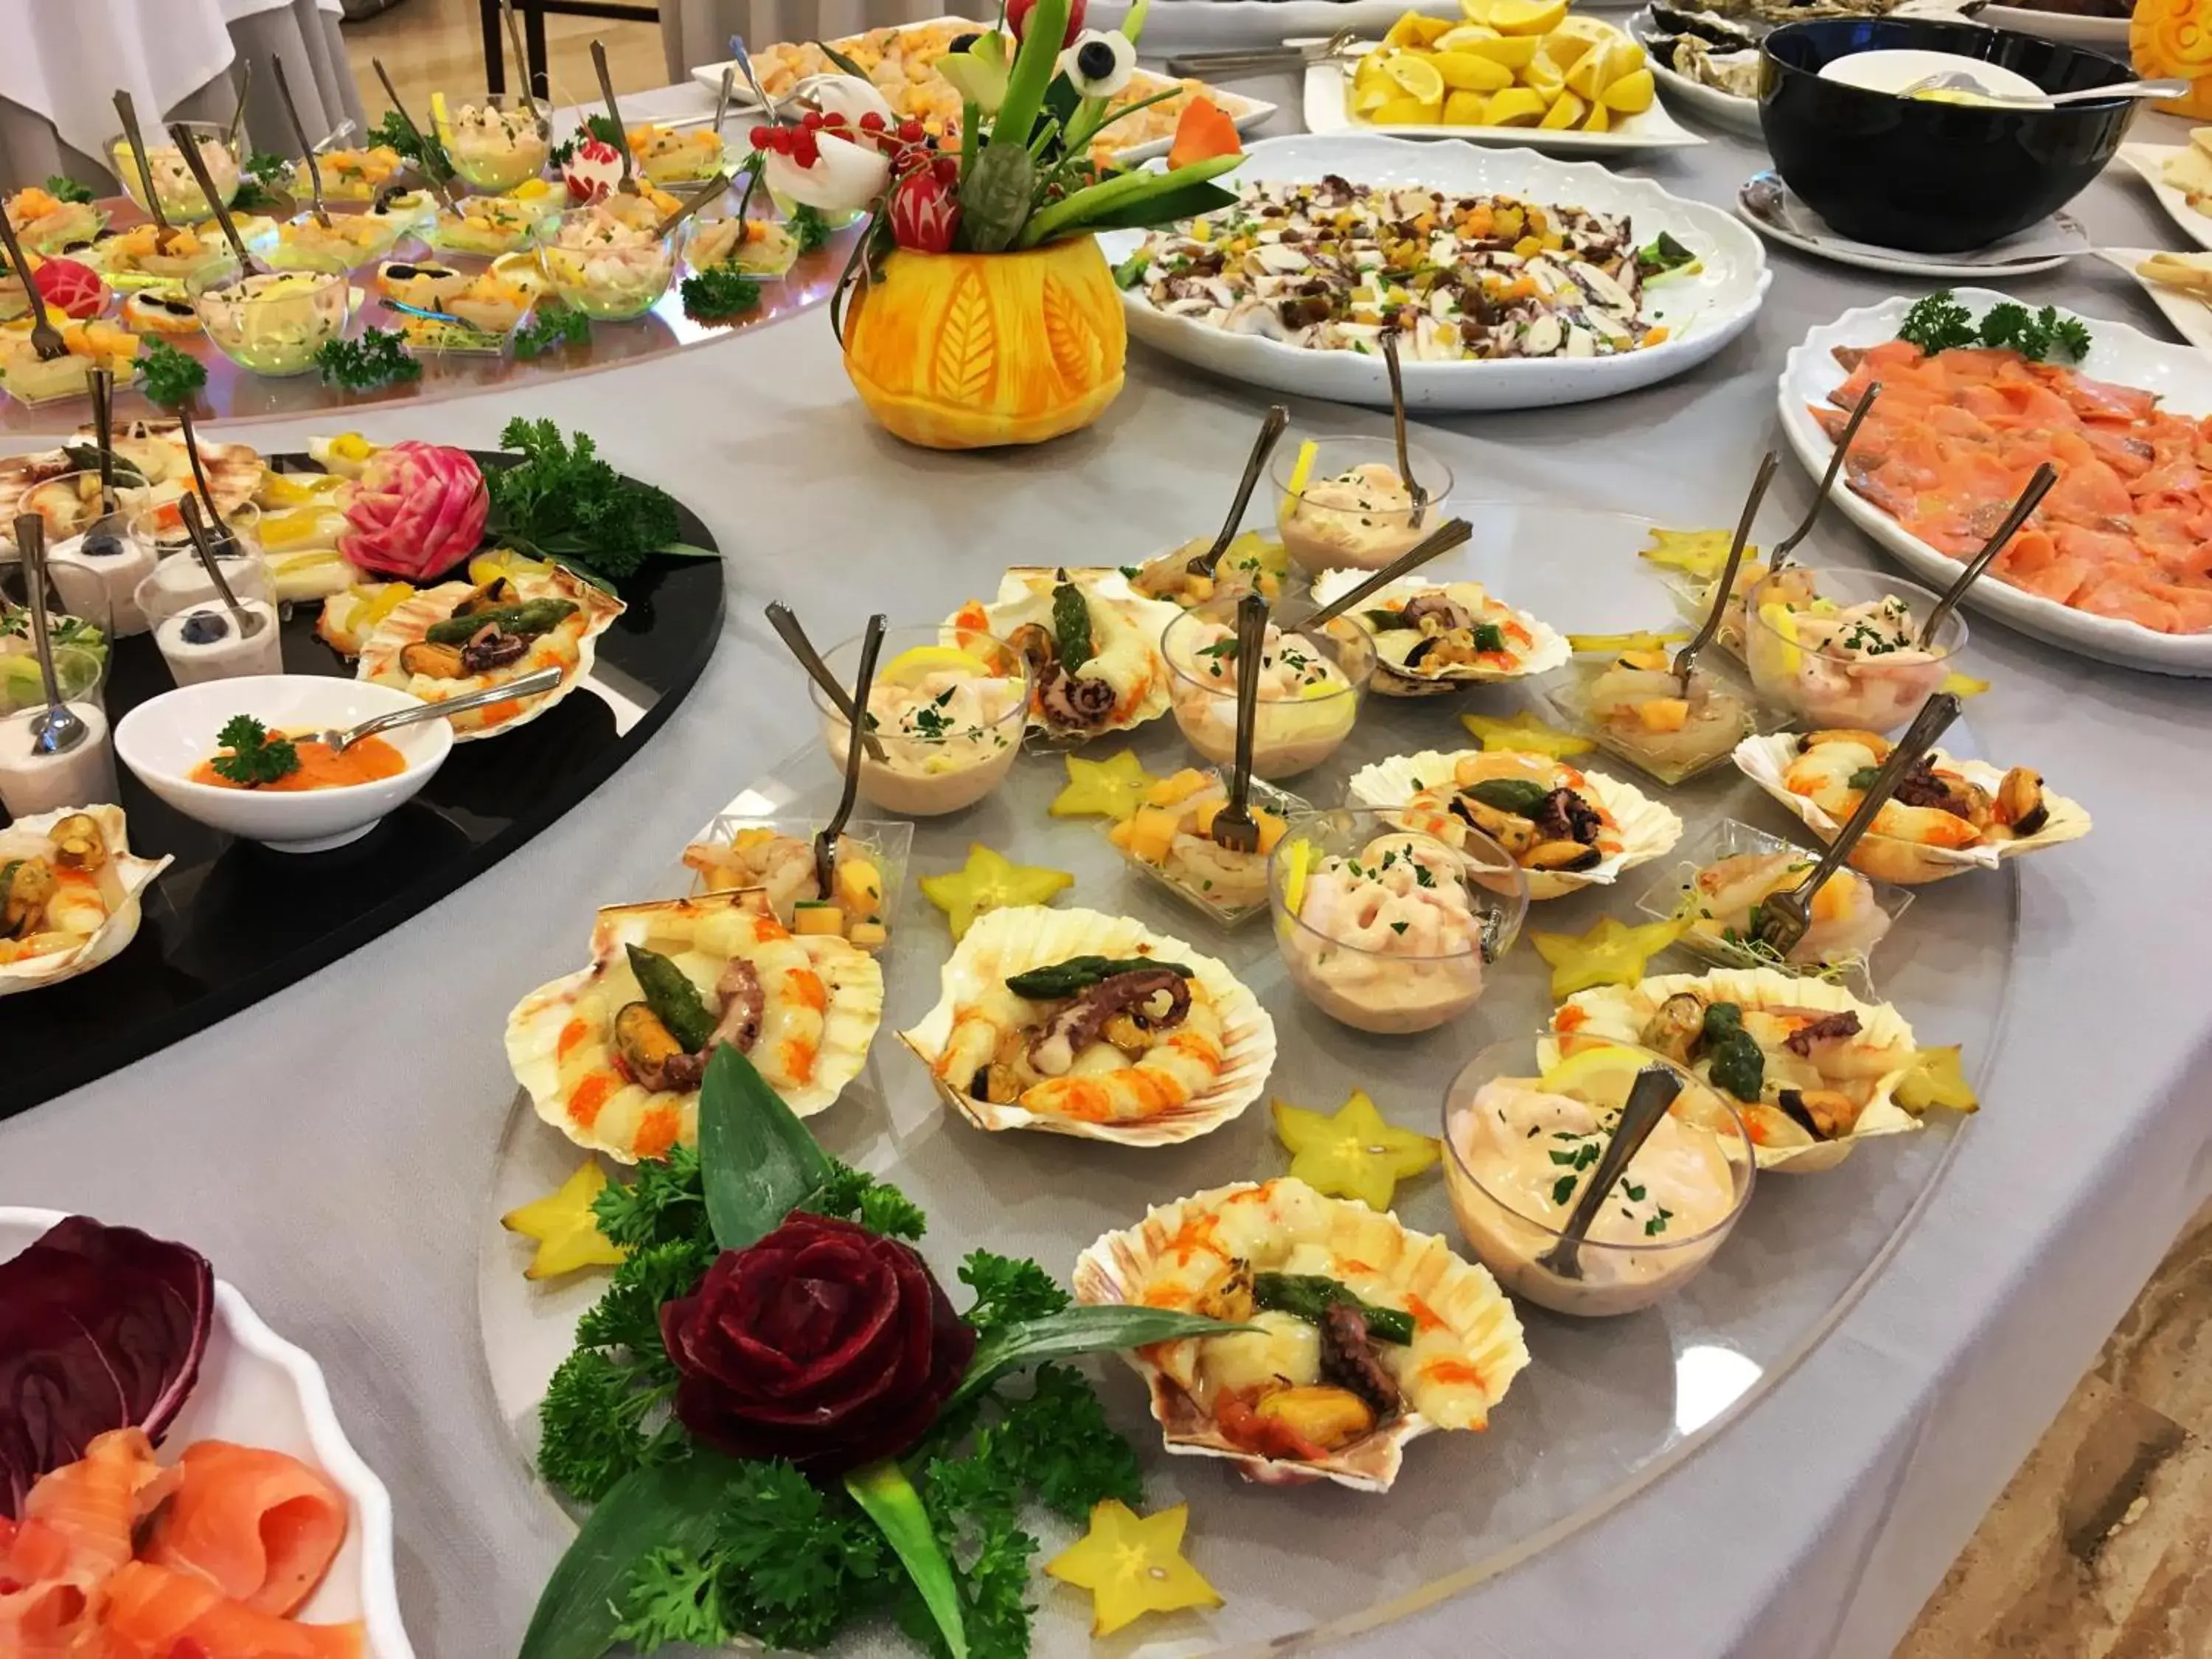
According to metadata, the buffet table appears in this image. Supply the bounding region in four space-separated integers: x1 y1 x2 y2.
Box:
1 70 2208 1659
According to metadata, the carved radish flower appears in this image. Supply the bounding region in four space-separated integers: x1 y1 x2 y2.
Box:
890 166 960 254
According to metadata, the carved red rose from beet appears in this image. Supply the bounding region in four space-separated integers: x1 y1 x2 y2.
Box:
659 1213 975 1476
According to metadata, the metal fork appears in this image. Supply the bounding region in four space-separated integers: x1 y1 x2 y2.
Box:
591 41 643 196
114 91 186 256
173 406 246 556
1185 405 1287 580
765 601 888 762
1771 382 1879 571
1673 451 1778 688
1918 462 2057 648
1382 335 1428 530
1166 29 1357 79
1305 516 1475 627
271 56 334 229
1209 593 1268 857
170 121 264 276
307 667 565 751
370 60 463 214
0 201 66 361
816 613 886 898
1751 692 1961 958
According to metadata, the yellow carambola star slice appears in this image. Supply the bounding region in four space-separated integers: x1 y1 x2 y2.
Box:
500 1160 629 1281
1272 1089 1439 1211
1531 914 1687 1000
1460 709 1593 759
1048 749 1157 822
1896 1044 1979 1113
1046 1500 1223 1638
1640 526 1755 579
919 843 1075 941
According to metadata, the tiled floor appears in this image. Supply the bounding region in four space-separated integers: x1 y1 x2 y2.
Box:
341 0 668 120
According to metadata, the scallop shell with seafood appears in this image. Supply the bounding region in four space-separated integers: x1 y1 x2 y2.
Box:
898 905 1273 1147
0 805 170 995
506 888 883 1162
1073 1177 1529 1492
1307 571 1568 698
947 567 1181 737
1349 746 1682 900
1732 734 2091 886
1545 964 1919 1173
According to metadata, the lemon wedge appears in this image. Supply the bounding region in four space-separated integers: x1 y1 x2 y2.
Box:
1383 53 1447 105
1486 0 1568 34
1759 601 1803 677
1284 438 1318 503
1282 838 1313 917
1537 1042 1657 1107
881 644 992 686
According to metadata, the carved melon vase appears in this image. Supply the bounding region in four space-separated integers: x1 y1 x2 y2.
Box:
840 235 1128 451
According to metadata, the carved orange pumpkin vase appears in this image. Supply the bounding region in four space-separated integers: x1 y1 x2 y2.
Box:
841 235 1127 450
2135 0 2212 116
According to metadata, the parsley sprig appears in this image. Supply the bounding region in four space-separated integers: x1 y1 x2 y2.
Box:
209 714 300 787
315 326 422 391
511 304 591 360
680 263 762 321
787 204 832 255
41 175 94 206
1898 290 2092 362
136 339 206 410
484 417 685 583
366 108 452 182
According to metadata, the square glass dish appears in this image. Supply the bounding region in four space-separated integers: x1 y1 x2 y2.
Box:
680 810 914 956
1106 770 1311 928
1540 650 1777 788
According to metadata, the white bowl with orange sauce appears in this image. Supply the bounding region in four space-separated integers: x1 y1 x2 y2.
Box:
114 675 451 853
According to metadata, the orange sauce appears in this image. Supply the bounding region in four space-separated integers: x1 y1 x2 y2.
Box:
191 734 408 792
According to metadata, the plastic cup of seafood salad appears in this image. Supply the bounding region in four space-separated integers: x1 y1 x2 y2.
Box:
1742 567 1964 735
1443 1036 1755 1317
807 625 1030 817
433 93 552 193
107 122 239 223
189 267 352 378
1161 595 1377 779
535 201 675 321
1273 437 1454 576
1270 807 1527 1035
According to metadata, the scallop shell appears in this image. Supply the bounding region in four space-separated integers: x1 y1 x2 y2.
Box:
1071 1177 1529 1492
1732 734 2092 886
949 567 1182 737
1307 571 1568 698
897 905 1274 1147
355 564 625 741
505 888 883 1163
0 805 170 995
1347 747 1683 900
1545 964 1919 1173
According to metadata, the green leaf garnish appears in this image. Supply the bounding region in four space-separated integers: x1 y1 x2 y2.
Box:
209 714 300 787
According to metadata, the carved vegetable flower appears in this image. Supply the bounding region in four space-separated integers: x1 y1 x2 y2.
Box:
1058 29 1136 98
338 440 488 581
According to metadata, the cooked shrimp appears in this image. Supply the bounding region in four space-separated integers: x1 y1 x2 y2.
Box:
1022 1002 1226 1123
1784 738 1986 849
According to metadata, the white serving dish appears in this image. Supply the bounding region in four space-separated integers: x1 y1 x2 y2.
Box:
1778 288 2212 675
1629 7 1764 137
1972 1 2129 48
1736 169 2083 278
2098 246 2212 353
2117 142 2212 254
114 675 453 852
1099 132 1769 411
0 1207 414 1659
1303 51 1705 150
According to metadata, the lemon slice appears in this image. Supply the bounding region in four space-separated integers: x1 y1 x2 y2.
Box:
881 644 992 686
490 250 548 293
255 507 344 552
1284 438 1319 502
256 470 347 509
1537 1043 1658 1108
1383 53 1447 105
1282 838 1313 917
1354 80 1395 115
1759 602 1803 677
1486 0 1568 34
429 90 451 135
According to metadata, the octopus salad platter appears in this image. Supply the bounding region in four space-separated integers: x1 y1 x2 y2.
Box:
1097 133 1770 411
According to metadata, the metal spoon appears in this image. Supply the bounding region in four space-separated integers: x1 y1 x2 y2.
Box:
0 198 66 362
178 495 262 643
310 665 563 751
729 36 779 124
1771 383 1879 571
1919 462 2057 648
370 60 463 213
114 91 185 255
1382 335 1428 530
1752 692 1961 958
713 67 736 144
13 515 88 757
591 41 642 196
173 407 243 557
1898 69 2186 105
1210 593 1267 856
1674 451 1778 689
500 0 541 115
227 58 254 154
168 122 262 276
653 172 731 238
271 55 333 229
764 601 886 761
80 369 127 559
1537 1065 1684 1281
1305 516 1475 628
815 613 885 898
1184 404 1287 580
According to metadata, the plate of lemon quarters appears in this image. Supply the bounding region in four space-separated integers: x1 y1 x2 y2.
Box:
1307 0 1705 150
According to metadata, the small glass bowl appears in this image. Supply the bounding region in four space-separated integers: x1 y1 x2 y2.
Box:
108 122 240 223
1160 594 1377 780
425 199 549 258
632 123 729 184
434 92 554 193
1109 769 1312 928
8 194 108 257
262 209 404 274
1269 806 1527 1035
1441 1035 1756 1318
535 204 675 321
134 544 275 633
125 500 262 560
0 556 111 713
683 811 914 955
1273 435 1454 577
1742 566 1965 736
1541 650 1764 788
1632 817 1914 992
189 268 353 378
804 625 1031 818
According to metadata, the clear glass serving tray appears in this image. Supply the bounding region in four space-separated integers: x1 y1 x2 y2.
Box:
477 503 2014 1655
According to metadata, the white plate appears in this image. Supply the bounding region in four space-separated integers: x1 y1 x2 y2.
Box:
2117 142 2212 254
1628 8 1764 137
1973 2 2130 46
2098 246 2212 352
1736 170 2082 277
0 1208 414 1659
1304 52 1706 150
1779 288 2212 674
1100 133 1769 411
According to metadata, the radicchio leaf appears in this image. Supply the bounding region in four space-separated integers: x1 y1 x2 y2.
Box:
0 1216 212 1517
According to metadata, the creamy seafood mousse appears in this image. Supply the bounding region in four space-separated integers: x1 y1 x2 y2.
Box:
821 643 1027 816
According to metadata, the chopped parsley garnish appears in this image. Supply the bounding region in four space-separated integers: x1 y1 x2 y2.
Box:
1644 1206 1674 1237
1389 919 1408 935
210 715 300 787
1551 1174 1578 1206
786 204 832 255
1848 766 1881 790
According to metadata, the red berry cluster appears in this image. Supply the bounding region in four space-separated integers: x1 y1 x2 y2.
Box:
748 110 941 175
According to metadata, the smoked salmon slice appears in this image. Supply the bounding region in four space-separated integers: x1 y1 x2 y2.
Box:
0 1514 90 1657
95 1560 364 1659
144 1442 347 1618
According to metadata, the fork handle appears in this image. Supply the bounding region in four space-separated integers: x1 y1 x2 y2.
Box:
1227 593 1266 824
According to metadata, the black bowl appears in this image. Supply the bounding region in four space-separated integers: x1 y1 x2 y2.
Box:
1759 18 2135 254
